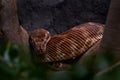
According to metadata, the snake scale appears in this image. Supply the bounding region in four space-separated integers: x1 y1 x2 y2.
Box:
29 22 104 70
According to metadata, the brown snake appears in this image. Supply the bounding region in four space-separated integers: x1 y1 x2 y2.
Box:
29 22 104 70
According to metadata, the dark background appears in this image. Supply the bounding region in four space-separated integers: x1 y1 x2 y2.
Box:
17 0 110 34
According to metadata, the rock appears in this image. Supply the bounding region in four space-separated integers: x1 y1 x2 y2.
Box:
17 0 110 34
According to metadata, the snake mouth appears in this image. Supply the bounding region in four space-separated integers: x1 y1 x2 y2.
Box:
34 42 47 55
29 37 43 56
40 43 47 53
32 44 46 55
30 39 48 55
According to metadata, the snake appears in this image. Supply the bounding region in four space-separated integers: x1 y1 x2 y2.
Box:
29 22 104 70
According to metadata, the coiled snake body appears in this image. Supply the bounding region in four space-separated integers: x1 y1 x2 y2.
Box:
29 22 104 70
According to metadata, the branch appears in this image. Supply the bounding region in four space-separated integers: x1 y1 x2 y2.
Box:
94 61 120 78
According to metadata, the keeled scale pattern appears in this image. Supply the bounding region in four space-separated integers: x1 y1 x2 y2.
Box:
32 22 104 62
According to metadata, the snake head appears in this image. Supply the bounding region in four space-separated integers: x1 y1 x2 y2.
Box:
29 29 51 55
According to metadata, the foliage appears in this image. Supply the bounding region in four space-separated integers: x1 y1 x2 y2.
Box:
0 43 120 80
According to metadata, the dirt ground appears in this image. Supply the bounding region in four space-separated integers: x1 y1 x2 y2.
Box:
17 0 110 34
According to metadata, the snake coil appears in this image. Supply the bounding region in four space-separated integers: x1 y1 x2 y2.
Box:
29 22 104 63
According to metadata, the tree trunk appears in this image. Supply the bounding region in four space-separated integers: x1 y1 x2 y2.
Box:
0 0 28 51
0 0 29 62
99 0 120 60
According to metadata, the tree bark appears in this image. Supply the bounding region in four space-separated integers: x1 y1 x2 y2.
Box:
0 0 29 63
0 0 28 51
98 0 120 60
